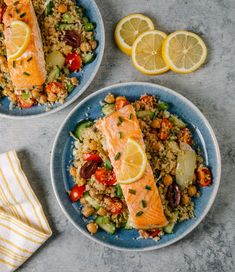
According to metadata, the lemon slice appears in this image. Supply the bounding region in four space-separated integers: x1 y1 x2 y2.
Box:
162 30 207 74
7 20 31 61
132 30 169 75
118 138 147 184
114 14 155 56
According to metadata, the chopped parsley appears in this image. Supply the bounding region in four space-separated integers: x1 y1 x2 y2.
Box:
13 61 16 68
23 72 30 76
128 189 136 195
16 9 20 14
136 211 143 217
145 185 151 190
114 152 121 160
141 200 147 208
117 116 123 126
20 12 26 18
27 57 33 62
118 131 122 139
129 113 133 120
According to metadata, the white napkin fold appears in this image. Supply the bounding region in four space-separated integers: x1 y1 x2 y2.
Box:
0 150 52 271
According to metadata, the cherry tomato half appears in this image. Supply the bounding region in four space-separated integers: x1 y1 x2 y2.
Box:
83 153 102 163
17 96 34 108
95 168 116 186
104 196 123 215
159 118 173 140
179 128 193 145
0 3 6 23
46 82 65 94
65 52 82 72
69 185 86 202
115 96 129 110
197 165 212 187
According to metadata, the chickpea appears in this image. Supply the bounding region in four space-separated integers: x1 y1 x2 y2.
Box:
32 89 40 99
39 95 47 104
87 222 98 234
89 40 97 50
80 42 91 53
71 77 78 85
163 175 173 186
82 206 95 217
80 197 87 205
70 167 77 177
47 92 57 102
151 119 161 129
188 185 197 197
152 142 162 152
181 194 190 205
104 93 115 104
58 4 67 13
97 207 107 216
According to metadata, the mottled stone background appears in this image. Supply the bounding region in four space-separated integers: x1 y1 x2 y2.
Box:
0 0 234 271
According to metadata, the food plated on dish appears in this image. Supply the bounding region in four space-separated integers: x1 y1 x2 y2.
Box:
51 82 221 250
0 0 104 117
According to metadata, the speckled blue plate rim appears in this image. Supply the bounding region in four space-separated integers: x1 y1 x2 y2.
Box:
0 0 105 119
50 82 221 252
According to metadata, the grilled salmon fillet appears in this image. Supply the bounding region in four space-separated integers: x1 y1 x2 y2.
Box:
3 0 46 89
96 104 168 230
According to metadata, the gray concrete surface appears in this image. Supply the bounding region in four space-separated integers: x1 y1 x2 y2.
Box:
0 0 234 271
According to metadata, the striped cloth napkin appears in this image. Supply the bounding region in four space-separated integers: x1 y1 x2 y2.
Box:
0 150 52 271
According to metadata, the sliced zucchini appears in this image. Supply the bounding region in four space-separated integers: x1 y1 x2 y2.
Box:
136 110 155 119
56 23 76 31
102 103 115 115
66 83 74 93
47 66 60 82
46 51 65 68
84 192 100 210
158 101 169 111
95 216 116 234
169 115 186 128
163 222 175 234
74 120 93 141
82 53 96 64
62 13 76 24
125 216 133 230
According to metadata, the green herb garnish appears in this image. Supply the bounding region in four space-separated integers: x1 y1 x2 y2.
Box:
129 113 133 120
128 189 136 195
16 9 20 14
13 61 16 68
118 131 122 139
23 72 30 76
2 48 6 56
145 185 151 190
21 93 29 100
141 200 147 208
117 116 123 126
136 211 143 217
27 57 33 62
104 159 112 170
114 152 121 160
20 12 26 18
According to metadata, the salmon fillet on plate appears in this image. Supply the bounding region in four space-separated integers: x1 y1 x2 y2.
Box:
96 104 168 229
3 0 46 89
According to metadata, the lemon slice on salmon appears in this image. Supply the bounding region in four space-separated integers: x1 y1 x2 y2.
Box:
114 14 155 56
162 30 207 74
7 21 31 61
118 138 147 184
132 30 169 75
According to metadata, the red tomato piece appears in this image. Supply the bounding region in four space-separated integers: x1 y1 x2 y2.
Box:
159 118 173 140
65 52 82 72
104 196 123 215
69 185 86 202
179 128 193 145
146 229 161 238
197 165 212 187
95 168 116 185
46 82 65 94
0 3 6 23
115 96 129 110
17 96 34 108
83 153 102 163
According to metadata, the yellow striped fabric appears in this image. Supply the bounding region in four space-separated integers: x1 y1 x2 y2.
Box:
0 150 52 272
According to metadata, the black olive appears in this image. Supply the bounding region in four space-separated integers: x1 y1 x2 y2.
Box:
166 184 181 208
80 161 98 179
63 30 81 48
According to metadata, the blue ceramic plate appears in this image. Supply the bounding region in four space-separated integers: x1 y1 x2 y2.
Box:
0 0 104 119
51 82 221 251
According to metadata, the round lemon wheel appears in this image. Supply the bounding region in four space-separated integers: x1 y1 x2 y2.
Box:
114 14 155 56
7 20 31 61
162 30 207 74
132 30 169 75
118 138 147 184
